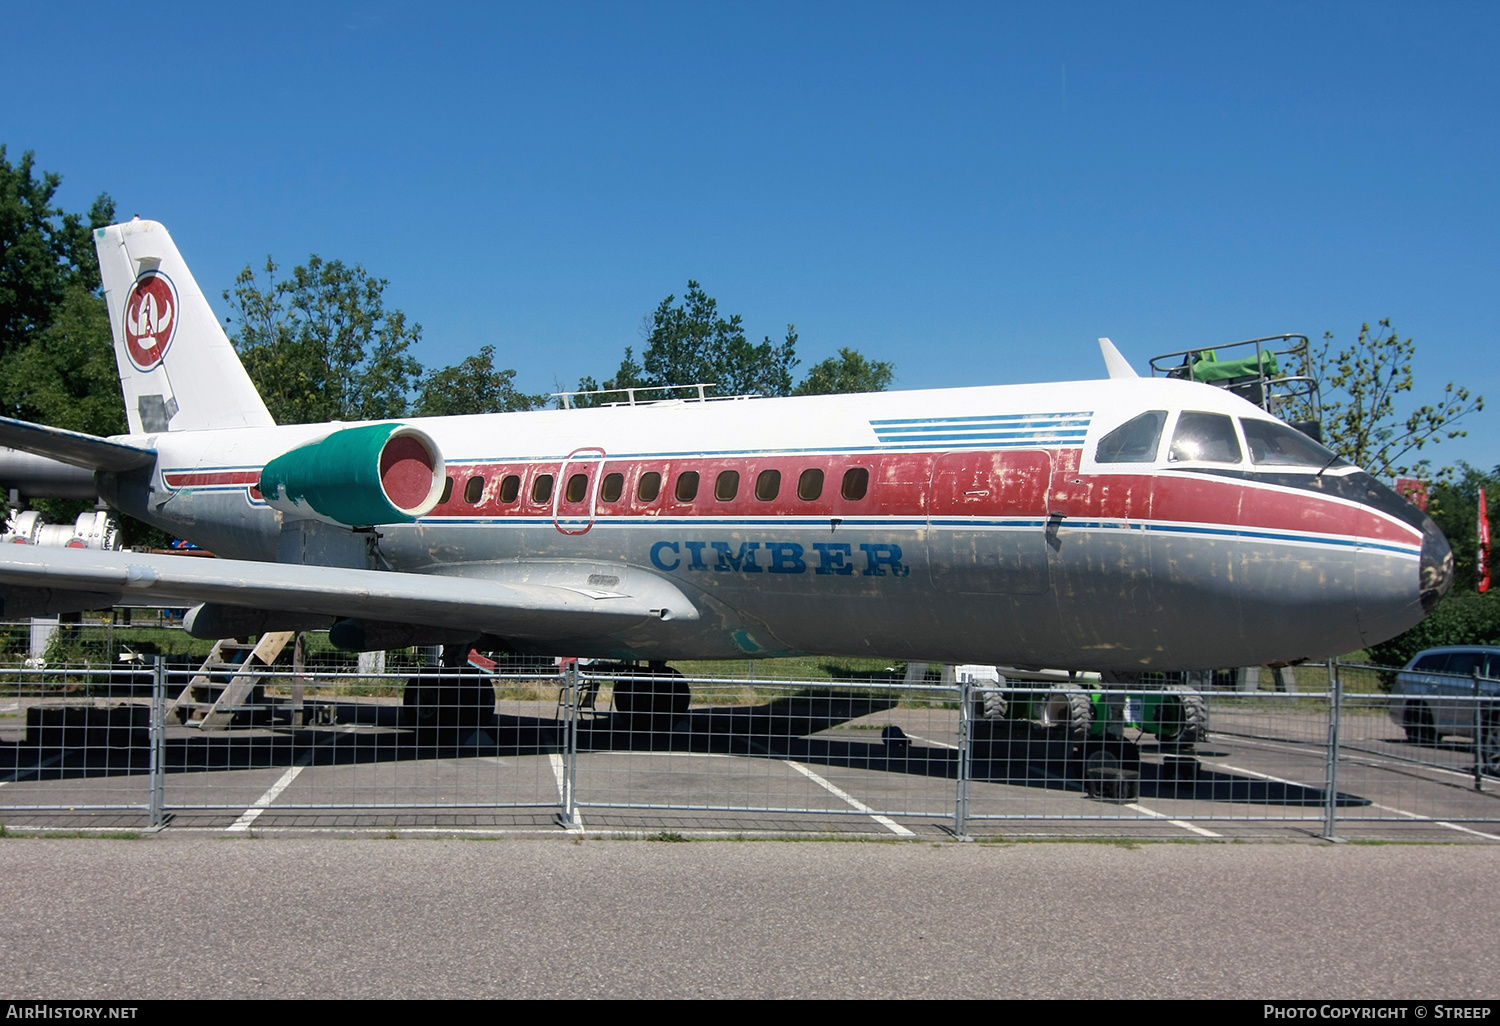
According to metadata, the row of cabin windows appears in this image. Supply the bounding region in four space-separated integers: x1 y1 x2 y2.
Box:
442 465 872 508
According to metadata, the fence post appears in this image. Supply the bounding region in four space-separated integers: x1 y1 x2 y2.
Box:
1473 667 1484 793
1322 657 1342 840
954 675 971 839
557 662 581 830
148 656 165 830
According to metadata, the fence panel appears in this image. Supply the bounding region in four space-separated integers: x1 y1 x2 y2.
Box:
568 674 962 835
156 666 566 831
1331 662 1499 833
2 634 1498 839
0 664 155 828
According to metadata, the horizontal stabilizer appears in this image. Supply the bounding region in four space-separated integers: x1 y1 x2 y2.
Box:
0 418 156 473
0 547 699 644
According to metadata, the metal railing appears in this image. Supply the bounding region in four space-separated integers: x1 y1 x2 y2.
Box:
0 658 1495 839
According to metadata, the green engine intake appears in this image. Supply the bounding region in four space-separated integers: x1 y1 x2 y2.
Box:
259 423 445 527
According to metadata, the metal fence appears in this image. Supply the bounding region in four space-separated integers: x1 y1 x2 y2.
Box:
0 658 1496 839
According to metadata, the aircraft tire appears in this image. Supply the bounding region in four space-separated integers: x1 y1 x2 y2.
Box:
1479 710 1499 777
979 688 1008 720
1158 685 1208 745
612 667 690 731
1038 684 1092 741
1403 703 1437 745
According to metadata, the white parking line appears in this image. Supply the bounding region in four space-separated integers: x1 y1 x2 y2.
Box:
905 733 958 750
548 754 583 832
1367 803 1500 841
786 761 915 836
1123 803 1222 837
1218 761 1500 841
225 764 305 833
1215 761 1300 784
1228 732 1484 784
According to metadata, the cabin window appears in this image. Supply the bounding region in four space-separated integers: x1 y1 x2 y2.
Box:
1169 412 1242 464
464 475 484 504
755 469 781 501
532 474 554 503
797 468 824 501
715 471 740 501
1096 411 1167 464
440 477 454 505
638 471 662 502
565 473 589 503
841 467 870 501
499 475 521 503
675 471 700 502
1241 419 1347 469
600 473 624 503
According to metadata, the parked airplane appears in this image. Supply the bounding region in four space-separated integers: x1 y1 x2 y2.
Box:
0 219 1453 693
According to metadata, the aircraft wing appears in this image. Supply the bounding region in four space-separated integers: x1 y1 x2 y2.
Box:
0 546 698 642
0 417 156 472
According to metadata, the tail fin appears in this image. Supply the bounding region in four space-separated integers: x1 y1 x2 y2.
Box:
95 218 275 434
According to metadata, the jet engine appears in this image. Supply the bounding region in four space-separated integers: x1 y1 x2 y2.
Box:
2 510 122 550
259 423 446 528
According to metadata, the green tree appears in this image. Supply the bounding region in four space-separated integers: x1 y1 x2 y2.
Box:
1288 320 1482 481
575 281 798 405
224 255 424 424
414 345 545 416
1367 591 1500 672
0 147 114 357
0 285 125 436
793 347 895 396
1422 462 1500 596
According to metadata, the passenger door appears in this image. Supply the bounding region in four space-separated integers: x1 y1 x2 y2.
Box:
927 450 1051 594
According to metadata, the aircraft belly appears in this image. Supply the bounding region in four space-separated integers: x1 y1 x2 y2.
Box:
928 524 1049 595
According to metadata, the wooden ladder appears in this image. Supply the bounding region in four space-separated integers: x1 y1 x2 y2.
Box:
165 631 296 729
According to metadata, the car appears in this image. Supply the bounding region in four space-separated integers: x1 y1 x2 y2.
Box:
1388 646 1500 773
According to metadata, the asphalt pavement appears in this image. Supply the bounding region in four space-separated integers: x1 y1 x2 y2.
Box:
0 835 1494 999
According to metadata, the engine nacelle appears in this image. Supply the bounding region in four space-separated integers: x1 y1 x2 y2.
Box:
259 423 446 528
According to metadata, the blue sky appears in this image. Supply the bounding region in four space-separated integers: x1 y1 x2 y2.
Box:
4 2 1497 471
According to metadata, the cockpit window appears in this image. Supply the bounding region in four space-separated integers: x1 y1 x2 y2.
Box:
1169 412 1242 464
1241 418 1348 469
1096 411 1167 463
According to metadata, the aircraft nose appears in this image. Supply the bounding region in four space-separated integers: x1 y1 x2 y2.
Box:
1419 515 1453 614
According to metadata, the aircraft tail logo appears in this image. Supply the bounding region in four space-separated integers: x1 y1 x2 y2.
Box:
96 219 275 434
123 272 178 370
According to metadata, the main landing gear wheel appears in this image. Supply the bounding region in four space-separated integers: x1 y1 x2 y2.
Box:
1403 702 1437 745
611 663 690 732
1038 684 1093 741
1157 684 1208 745
978 688 1009 720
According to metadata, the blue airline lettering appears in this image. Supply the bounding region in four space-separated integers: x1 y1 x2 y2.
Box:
860 543 910 577
812 542 854 575
683 540 709 570
712 541 762 573
650 541 680 571
650 538 908 578
765 542 805 573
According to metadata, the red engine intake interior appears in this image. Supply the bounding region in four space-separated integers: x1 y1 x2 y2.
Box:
380 434 437 512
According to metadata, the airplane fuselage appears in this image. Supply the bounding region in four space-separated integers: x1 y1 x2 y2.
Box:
97 376 1447 671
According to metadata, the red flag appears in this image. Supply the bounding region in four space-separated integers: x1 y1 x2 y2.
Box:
1396 477 1430 512
1479 487 1491 594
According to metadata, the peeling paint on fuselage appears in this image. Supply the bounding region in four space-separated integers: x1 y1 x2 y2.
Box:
96 378 1434 670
